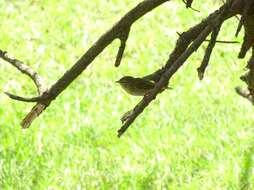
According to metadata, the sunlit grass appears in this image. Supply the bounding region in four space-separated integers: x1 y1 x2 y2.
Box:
0 0 254 189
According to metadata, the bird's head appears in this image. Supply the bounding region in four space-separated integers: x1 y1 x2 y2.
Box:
116 76 134 84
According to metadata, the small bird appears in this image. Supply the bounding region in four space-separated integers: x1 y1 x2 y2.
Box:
116 76 169 96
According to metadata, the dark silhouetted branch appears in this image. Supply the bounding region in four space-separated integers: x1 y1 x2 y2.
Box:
3 0 171 128
2 0 253 135
115 26 131 67
118 1 237 137
118 26 213 137
197 22 223 80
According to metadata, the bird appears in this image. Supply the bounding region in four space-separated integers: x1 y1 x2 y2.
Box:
116 76 169 96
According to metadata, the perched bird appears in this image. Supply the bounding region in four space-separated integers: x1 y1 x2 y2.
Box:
116 76 169 96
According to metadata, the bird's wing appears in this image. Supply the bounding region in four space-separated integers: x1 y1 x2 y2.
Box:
135 78 155 90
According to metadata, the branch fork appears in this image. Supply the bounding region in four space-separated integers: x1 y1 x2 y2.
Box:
1 0 253 136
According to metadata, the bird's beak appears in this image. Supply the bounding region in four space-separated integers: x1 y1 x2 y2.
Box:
115 80 120 83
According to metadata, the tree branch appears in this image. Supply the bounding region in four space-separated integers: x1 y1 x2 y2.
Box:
118 26 212 137
3 0 252 134
115 27 131 67
4 0 171 128
197 22 223 80
144 3 231 82
0 50 46 95
118 1 236 137
4 92 49 103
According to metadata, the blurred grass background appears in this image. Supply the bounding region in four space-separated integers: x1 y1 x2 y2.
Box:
0 0 254 189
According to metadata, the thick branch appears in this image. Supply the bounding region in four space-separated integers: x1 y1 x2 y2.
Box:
8 0 170 128
118 26 213 137
3 0 250 132
118 2 236 137
144 3 230 82
47 0 170 100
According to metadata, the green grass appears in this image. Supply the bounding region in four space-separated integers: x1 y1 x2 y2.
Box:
0 0 254 189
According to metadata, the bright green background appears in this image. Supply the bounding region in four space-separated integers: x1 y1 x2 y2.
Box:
0 0 254 189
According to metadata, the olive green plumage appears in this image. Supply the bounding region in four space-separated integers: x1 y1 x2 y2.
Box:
116 76 166 96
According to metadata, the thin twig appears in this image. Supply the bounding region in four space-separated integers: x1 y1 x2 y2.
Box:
115 26 131 67
182 0 200 12
197 22 223 80
177 31 238 44
205 39 238 44
0 50 46 94
4 92 49 103
235 16 244 37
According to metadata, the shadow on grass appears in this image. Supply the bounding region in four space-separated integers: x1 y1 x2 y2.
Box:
239 140 254 190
